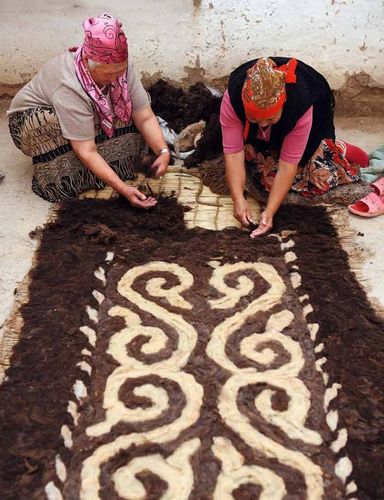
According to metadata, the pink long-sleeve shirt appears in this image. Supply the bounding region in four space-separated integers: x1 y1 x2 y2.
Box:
220 90 313 164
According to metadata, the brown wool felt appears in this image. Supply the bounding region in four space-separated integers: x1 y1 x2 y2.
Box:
148 80 223 167
148 81 221 134
0 197 383 499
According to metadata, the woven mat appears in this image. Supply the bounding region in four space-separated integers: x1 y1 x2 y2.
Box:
0 168 383 499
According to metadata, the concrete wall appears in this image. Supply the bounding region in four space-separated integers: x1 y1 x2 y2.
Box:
1 0 383 91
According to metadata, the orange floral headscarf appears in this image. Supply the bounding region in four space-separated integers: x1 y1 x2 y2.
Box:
241 57 298 121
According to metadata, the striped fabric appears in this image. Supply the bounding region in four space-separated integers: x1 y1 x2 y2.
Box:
9 107 146 202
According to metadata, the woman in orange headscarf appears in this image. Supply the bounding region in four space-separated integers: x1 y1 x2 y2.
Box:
220 57 368 236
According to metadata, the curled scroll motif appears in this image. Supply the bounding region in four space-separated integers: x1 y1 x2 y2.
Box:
107 261 197 370
112 439 200 500
86 369 201 437
206 262 286 373
239 310 305 376
81 376 203 498
206 262 324 499
219 376 323 498
81 262 203 498
212 437 286 500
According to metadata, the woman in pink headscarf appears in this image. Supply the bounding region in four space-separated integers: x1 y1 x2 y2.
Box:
7 13 170 205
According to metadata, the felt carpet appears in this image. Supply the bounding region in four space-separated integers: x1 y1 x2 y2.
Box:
0 196 383 499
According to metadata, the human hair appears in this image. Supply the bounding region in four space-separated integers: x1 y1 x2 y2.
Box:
85 58 127 71
86 58 103 70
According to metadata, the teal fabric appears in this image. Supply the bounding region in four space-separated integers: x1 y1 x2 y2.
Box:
361 145 384 182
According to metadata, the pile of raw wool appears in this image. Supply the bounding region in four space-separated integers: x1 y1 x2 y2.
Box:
148 80 223 167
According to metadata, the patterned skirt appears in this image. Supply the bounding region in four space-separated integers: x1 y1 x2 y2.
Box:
8 106 146 202
245 139 361 197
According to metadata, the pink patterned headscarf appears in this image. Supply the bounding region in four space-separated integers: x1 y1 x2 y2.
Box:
72 13 132 138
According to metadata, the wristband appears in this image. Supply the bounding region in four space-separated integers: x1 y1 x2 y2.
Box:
159 147 170 155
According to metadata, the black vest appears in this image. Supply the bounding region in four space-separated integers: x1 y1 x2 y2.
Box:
228 57 335 166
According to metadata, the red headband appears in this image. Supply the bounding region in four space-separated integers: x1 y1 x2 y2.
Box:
243 90 286 120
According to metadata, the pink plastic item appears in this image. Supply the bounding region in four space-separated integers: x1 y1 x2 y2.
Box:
348 190 384 217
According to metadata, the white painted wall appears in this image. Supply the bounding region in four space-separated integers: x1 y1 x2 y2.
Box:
1 0 383 89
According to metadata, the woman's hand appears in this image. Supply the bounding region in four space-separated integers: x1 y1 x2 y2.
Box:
133 107 171 176
249 160 297 237
233 196 255 227
71 139 157 209
250 210 273 237
122 185 157 208
150 151 170 178
224 151 253 227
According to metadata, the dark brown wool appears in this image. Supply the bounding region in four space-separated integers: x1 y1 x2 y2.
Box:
0 199 383 499
148 80 223 167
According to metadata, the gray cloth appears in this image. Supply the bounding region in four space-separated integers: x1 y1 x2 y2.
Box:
7 52 149 141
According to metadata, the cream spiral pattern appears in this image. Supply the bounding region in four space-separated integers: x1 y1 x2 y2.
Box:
207 262 324 499
78 260 333 498
81 262 203 499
